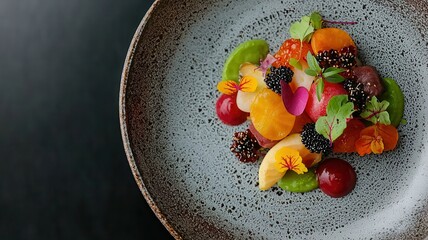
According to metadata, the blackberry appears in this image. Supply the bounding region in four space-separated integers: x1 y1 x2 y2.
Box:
264 66 293 94
339 46 357 68
230 129 261 163
343 78 367 111
316 46 357 69
301 123 332 154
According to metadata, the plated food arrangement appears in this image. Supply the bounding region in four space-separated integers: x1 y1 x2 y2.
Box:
215 12 405 198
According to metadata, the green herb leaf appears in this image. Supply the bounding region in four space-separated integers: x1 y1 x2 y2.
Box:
305 69 318 76
315 95 355 142
325 74 345 83
289 58 302 70
316 79 324 102
360 96 391 125
400 119 407 125
310 12 323 30
306 52 321 73
290 16 315 43
323 67 346 77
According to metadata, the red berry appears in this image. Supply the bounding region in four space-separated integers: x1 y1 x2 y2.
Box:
215 93 248 126
316 158 357 198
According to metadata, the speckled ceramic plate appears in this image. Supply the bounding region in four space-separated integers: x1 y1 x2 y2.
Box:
120 0 428 239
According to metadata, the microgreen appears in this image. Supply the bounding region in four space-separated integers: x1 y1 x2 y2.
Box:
315 95 355 143
360 96 391 125
288 12 323 68
323 19 358 25
304 52 346 101
289 58 302 70
289 16 314 42
310 12 323 30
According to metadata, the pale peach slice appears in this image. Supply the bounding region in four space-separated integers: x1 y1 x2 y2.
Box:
258 133 322 190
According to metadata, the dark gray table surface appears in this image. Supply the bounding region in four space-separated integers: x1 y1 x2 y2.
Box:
0 0 173 239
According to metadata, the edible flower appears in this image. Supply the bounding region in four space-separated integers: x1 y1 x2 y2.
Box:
274 147 308 174
355 124 398 156
257 54 277 76
280 80 309 116
217 76 258 95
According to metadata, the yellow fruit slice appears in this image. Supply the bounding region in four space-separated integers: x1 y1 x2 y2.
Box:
258 133 322 190
250 89 295 140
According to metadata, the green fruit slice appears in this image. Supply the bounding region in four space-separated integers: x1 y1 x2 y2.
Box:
277 168 318 193
222 39 269 82
380 78 404 127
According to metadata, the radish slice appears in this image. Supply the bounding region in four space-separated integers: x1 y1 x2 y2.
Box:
280 81 309 116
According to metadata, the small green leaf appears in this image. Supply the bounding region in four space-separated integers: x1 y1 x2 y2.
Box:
301 16 311 25
315 95 355 142
325 74 345 83
305 69 318 76
400 119 408 125
378 112 391 125
326 95 349 115
306 52 321 73
289 58 302 70
290 16 315 43
316 79 324 102
360 96 391 125
323 67 346 77
310 12 323 30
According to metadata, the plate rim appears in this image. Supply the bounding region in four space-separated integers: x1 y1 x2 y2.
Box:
119 1 428 239
119 0 180 239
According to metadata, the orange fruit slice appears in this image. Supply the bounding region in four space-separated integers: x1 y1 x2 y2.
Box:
311 28 356 54
250 89 296 141
258 133 322 190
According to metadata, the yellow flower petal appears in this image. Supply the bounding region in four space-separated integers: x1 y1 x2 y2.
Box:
217 80 239 95
239 76 258 93
274 147 308 174
370 136 385 154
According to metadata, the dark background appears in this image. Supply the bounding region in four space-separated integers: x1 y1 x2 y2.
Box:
0 0 173 239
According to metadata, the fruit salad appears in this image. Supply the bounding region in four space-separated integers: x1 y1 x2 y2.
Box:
215 12 405 198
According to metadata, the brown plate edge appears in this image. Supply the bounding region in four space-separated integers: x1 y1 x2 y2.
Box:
119 1 182 239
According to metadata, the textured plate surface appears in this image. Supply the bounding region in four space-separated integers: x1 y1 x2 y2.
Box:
120 0 428 239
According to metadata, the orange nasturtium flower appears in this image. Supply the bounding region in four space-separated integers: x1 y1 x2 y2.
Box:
217 76 258 95
274 147 308 174
355 124 399 156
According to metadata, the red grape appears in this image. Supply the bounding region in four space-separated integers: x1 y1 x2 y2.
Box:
215 93 248 126
316 158 357 198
